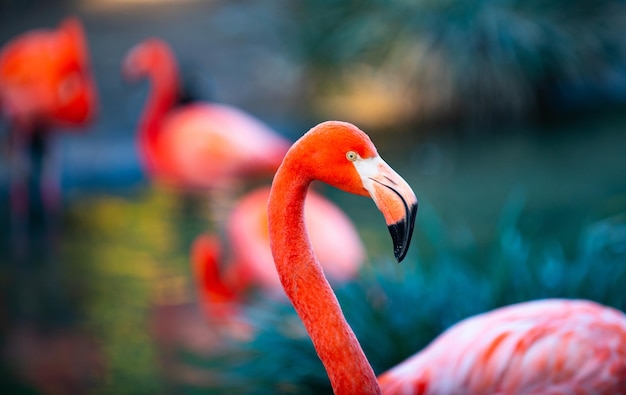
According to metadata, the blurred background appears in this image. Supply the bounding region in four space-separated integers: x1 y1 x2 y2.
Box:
1 0 626 394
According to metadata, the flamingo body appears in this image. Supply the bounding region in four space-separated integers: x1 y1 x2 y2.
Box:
0 17 97 228
191 186 365 317
155 103 289 189
123 39 289 190
226 186 365 293
378 299 626 395
266 120 626 395
0 17 96 131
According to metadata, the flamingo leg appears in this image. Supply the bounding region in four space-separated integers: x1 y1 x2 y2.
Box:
8 128 31 256
38 132 61 220
8 126 61 256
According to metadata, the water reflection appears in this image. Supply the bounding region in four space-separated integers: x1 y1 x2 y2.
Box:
1 215 104 394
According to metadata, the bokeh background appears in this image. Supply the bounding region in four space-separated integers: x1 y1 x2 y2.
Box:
1 0 626 394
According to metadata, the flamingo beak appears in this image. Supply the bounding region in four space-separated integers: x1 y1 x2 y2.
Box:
354 156 418 262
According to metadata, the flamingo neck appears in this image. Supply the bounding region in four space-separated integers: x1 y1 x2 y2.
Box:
192 236 240 318
267 163 381 395
138 58 179 173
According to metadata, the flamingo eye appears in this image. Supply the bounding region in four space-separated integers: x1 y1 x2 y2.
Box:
346 151 358 162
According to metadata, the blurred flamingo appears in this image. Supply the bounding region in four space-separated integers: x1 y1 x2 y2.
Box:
189 233 255 347
0 17 97 227
190 233 241 319
265 120 626 394
191 186 366 319
148 183 367 387
227 186 365 295
122 38 290 193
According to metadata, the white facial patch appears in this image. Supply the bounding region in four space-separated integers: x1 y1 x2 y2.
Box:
351 155 386 196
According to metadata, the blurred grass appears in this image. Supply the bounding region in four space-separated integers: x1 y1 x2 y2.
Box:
59 189 211 395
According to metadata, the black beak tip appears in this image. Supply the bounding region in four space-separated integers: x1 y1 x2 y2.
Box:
388 223 410 263
388 202 417 263
393 247 406 263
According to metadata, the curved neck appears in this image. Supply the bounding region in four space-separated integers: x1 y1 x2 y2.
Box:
192 237 236 301
268 161 381 394
138 58 179 172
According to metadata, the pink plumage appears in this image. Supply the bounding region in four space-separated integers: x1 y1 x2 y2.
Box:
191 186 366 314
226 186 365 294
378 299 626 395
122 38 289 190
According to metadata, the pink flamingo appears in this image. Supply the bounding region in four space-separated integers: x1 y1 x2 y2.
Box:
266 120 626 394
0 17 97 225
378 298 626 394
122 38 290 191
191 186 365 317
226 186 365 294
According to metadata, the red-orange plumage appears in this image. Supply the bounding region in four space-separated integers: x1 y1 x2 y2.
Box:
0 17 96 131
0 17 97 223
190 234 242 320
268 121 417 394
266 121 626 395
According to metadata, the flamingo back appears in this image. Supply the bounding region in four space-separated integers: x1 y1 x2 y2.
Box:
156 103 289 189
378 299 626 395
226 187 365 293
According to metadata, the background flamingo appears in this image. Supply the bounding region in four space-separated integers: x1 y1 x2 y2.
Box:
191 185 365 318
0 17 97 229
190 233 242 320
266 120 626 394
224 186 365 294
122 38 290 193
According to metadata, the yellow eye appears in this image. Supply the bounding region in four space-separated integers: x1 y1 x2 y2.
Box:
346 151 358 162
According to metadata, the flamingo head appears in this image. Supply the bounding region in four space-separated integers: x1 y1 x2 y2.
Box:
285 121 418 262
122 38 176 82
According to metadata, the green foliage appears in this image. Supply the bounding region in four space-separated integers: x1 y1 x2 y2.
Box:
289 0 626 122
187 200 626 394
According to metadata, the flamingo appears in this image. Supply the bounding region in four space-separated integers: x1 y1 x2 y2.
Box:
191 186 365 317
190 233 242 319
226 186 365 293
266 120 626 394
122 38 290 191
0 17 97 226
